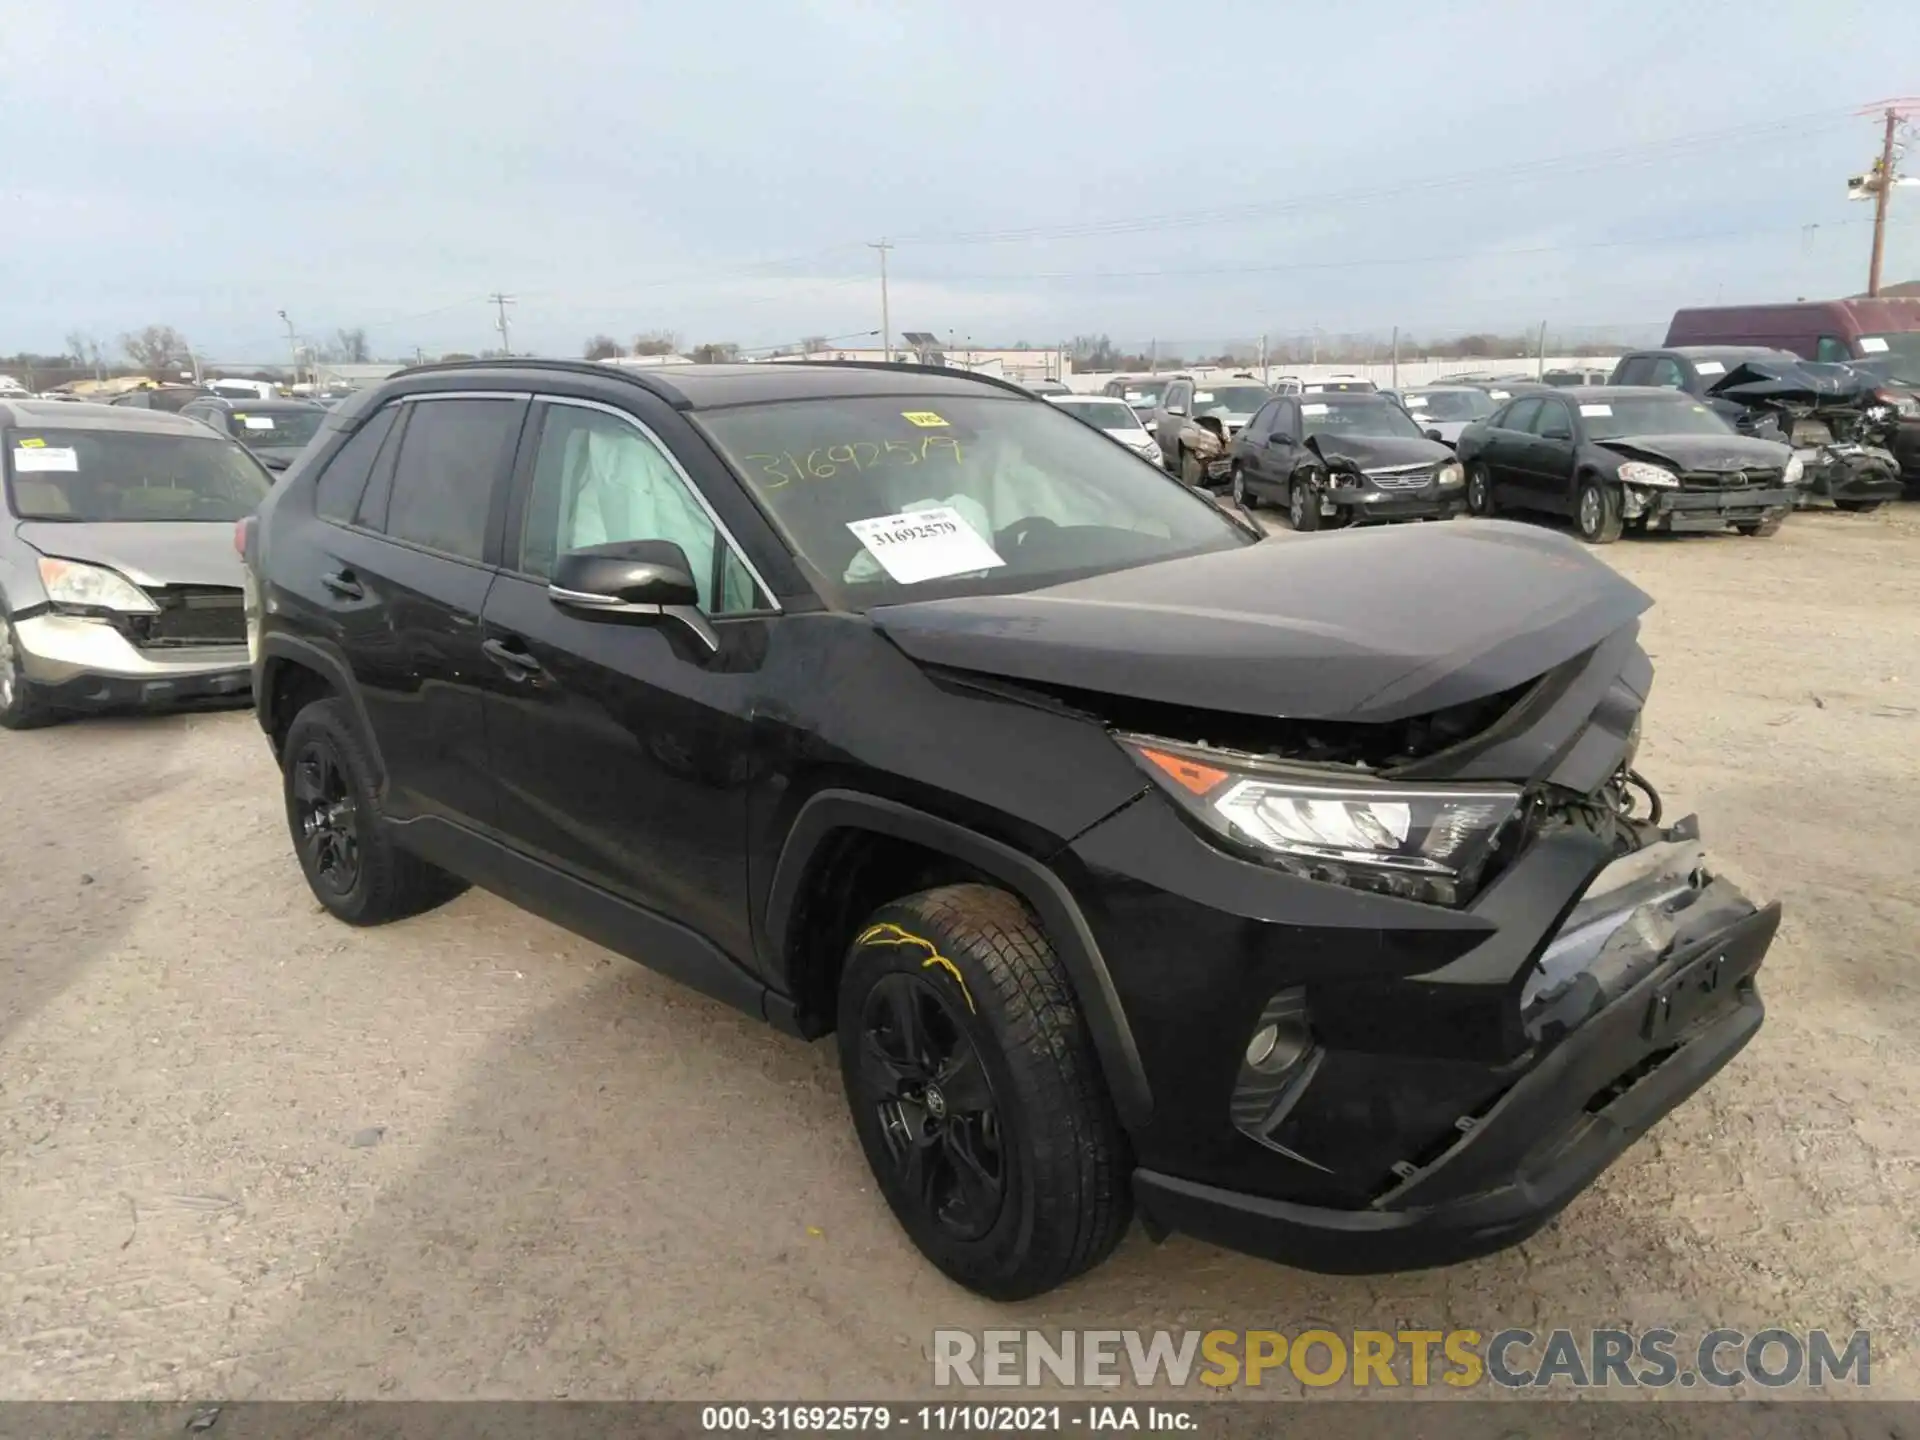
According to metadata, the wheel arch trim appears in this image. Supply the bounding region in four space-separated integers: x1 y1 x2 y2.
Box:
767 789 1154 1130
257 633 389 798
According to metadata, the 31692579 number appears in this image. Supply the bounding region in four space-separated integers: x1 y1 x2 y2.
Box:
741 435 963 489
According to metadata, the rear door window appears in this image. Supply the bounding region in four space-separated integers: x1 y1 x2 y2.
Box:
1648 358 1686 389
315 405 400 522
377 397 524 562
1532 399 1573 440
1614 356 1652 385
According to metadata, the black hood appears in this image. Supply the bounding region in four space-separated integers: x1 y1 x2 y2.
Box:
1593 432 1792 472
1304 432 1452 472
869 521 1650 725
1706 358 1878 409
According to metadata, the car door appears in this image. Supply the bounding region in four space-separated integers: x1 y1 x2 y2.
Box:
1483 398 1541 503
476 393 777 966
1262 400 1303 501
1521 396 1579 513
316 391 526 830
1238 401 1277 483
1154 382 1188 464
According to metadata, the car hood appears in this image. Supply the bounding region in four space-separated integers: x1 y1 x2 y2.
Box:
14 521 245 589
1592 433 1791 472
1304 431 1453 471
869 520 1650 724
1705 359 1877 408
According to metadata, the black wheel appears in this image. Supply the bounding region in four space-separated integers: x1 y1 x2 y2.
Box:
282 697 468 925
1287 474 1322 532
1834 499 1883 514
1574 475 1624 544
1734 515 1785 537
1178 448 1202 486
837 884 1131 1300
1466 462 1497 517
0 613 56 731
1230 463 1258 509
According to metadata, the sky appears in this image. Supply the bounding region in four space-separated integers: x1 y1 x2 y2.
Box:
2 0 1918 365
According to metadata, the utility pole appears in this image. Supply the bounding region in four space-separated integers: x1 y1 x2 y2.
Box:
1859 101 1919 296
1259 333 1268 386
277 310 299 387
1149 338 1157 375
489 293 516 356
868 241 893 362
1537 321 1548 378
1391 327 1399 391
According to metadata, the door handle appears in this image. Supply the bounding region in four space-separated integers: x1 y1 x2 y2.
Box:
482 637 544 679
320 569 363 600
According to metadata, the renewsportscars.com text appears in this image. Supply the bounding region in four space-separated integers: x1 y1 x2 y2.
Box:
931 1327 1871 1390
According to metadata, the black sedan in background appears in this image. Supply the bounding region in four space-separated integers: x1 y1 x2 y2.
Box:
1454 387 1802 543
178 396 328 471
1227 391 1465 530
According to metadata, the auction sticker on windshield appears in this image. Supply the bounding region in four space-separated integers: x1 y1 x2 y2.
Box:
242 416 276 430
847 506 1005 585
1694 361 1726 375
901 411 949 428
1579 404 1613 417
1301 403 1329 416
12 445 78 472
1860 337 1889 353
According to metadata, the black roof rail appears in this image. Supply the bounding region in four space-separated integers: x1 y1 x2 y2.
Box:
745 357 1044 400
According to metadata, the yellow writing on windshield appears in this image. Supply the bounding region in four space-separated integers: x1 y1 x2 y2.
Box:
741 435 963 489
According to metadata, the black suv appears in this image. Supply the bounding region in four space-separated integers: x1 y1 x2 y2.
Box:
242 359 1778 1299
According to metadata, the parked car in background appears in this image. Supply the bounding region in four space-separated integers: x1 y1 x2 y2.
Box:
1664 298 1920 483
243 357 1776 1299
1151 378 1272 484
179 396 329 472
1399 385 1496 447
1610 347 1902 511
1100 375 1179 430
208 378 281 403
1047 393 1163 466
1541 368 1612 387
110 385 209 413
1301 375 1376 394
1022 378 1072 396
1227 391 1464 529
0 400 267 727
1455 387 1801 543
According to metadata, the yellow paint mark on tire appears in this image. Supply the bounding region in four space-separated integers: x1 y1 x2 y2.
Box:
856 921 977 1012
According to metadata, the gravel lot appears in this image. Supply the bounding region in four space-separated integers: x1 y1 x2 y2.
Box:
3 508 1918 1402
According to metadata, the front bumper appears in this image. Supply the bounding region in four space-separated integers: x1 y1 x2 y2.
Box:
1325 478 1466 522
12 612 250 708
1065 788 1776 1275
1635 486 1796 532
1796 445 1903 505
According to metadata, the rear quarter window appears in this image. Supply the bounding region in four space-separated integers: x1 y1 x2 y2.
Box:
315 405 399 523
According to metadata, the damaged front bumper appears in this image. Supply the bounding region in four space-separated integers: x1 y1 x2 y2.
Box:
1067 792 1776 1275
1318 472 1467 523
1621 484 1796 533
1792 443 1903 506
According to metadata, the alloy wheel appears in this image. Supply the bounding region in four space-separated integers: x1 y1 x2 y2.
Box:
292 738 362 897
857 972 1006 1242
1290 483 1307 529
0 621 15 712
1468 466 1489 515
1231 467 1246 506
1579 485 1602 537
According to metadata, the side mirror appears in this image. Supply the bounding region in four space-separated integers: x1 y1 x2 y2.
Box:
548 541 718 653
1424 428 1445 443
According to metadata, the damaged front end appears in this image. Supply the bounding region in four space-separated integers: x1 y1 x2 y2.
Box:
1300 436 1467 525
1707 358 1905 509
1048 614 1777 1272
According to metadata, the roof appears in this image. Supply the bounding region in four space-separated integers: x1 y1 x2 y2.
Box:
1634 345 1797 362
1522 386 1689 402
0 399 215 434
391 358 1039 411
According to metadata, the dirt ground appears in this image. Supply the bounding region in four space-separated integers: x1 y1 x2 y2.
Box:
2 507 1917 1403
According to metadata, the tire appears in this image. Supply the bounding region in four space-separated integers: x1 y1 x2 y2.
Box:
1735 515 1785 538
281 696 468 925
836 883 1131 1301
1230 463 1257 509
1287 474 1322 532
1466 462 1497 517
1179 448 1202 486
0 612 57 731
1574 475 1624 544
1834 499 1883 514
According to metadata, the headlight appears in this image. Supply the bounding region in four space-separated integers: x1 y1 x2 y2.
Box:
1616 461 1678 488
1118 735 1521 906
1783 453 1805 486
1435 461 1465 488
1877 390 1920 418
37 556 158 614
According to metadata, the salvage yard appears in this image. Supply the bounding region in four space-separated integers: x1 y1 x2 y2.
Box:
3 509 1919 1401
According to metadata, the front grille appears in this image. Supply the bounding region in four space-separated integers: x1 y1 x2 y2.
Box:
1679 467 1784 490
124 586 246 649
1368 464 1434 492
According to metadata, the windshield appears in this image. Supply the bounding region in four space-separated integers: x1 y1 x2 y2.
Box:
1577 397 1735 440
1300 397 1426 441
1853 333 1920 385
4 427 272 522
1402 390 1492 421
232 409 326 448
1052 397 1143 433
1115 380 1170 409
698 394 1252 609
1189 385 1268 416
